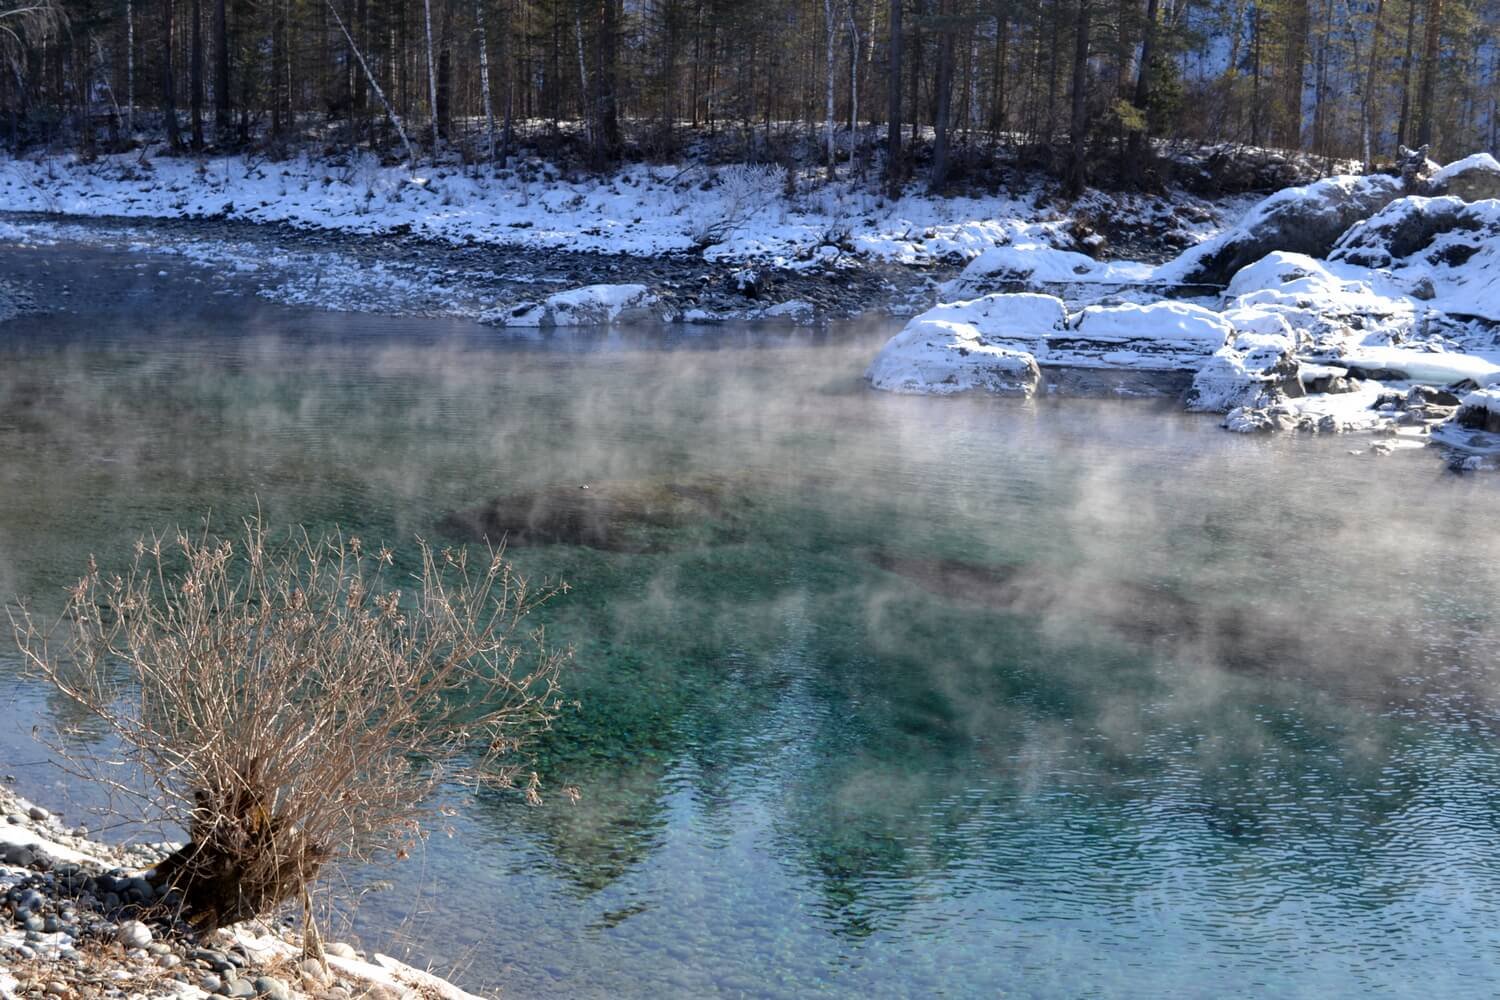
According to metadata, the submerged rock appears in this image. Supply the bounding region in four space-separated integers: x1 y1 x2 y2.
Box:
861 551 1304 672
440 477 733 552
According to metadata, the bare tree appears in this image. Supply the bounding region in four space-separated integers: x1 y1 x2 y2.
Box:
11 518 572 933
824 0 838 179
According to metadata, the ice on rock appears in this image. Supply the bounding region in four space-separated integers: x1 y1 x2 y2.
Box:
490 283 659 327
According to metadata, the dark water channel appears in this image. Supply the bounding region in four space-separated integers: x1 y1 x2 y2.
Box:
1 240 1499 998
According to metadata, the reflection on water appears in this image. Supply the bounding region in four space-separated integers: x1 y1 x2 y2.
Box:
2 249 1500 997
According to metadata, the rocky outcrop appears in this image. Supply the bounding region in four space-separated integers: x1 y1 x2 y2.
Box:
1154 173 1403 288
865 293 1233 398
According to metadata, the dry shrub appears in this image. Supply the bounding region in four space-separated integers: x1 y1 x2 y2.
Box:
10 518 572 931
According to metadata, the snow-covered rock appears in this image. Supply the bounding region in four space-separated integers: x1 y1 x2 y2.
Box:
940 243 1152 300
490 283 659 327
1223 381 1389 434
1154 173 1403 287
1427 153 1500 202
865 316 1041 396
1329 196 1500 321
866 294 1238 398
1186 332 1300 412
1061 300 1234 370
865 294 1063 396
1456 385 1500 432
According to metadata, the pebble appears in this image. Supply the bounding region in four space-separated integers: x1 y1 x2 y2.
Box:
325 941 358 959
157 953 182 969
200 974 224 993
27 805 49 822
224 978 259 999
254 975 292 1000
22 913 45 932
2 844 35 867
115 918 153 948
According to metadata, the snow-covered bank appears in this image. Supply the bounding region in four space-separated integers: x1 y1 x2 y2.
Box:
865 151 1500 470
0 150 1233 270
0 147 1254 326
0 786 482 1000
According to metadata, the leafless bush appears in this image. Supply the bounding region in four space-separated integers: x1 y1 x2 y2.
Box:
689 163 783 249
10 518 572 932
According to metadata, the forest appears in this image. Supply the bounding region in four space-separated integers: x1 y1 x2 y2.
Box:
0 0 1495 192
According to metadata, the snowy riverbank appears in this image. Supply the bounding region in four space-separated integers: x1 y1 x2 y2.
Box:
864 151 1500 470
0 147 1249 324
0 786 480 1000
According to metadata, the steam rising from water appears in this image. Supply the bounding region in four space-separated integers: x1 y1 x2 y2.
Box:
2 242 1500 996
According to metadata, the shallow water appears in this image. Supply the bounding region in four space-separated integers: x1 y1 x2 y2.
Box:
2 242 1500 998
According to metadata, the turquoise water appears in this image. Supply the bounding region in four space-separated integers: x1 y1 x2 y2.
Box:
2 245 1500 997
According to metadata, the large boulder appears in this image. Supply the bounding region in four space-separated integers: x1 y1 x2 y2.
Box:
1154 173 1403 288
1455 385 1500 433
1329 196 1500 322
1427 153 1500 202
865 293 1063 396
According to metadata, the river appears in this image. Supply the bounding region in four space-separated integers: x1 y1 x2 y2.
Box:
1 239 1499 998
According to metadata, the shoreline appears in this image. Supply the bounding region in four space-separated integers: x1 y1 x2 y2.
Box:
0 784 485 1000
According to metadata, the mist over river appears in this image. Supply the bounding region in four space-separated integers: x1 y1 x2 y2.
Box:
2 242 1500 998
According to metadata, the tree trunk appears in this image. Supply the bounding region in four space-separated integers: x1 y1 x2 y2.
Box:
190 0 203 149
1396 0 1417 147
597 0 621 161
162 0 182 149
1279 0 1308 148
126 0 134 135
824 0 837 179
929 3 954 193
1125 0 1160 183
477 0 496 163
325 0 417 164
212 0 228 142
1361 0 1387 167
886 0 902 195
1415 0 1443 147
1065 0 1089 196
423 0 440 154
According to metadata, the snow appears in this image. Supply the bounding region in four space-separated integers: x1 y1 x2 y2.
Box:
941 243 1153 300
491 283 658 327
232 928 486 1000
0 150 1066 270
1072 300 1233 348
1328 345 1500 384
1429 153 1500 186
1151 172 1403 286
0 816 107 867
864 314 1042 396
867 153 1500 460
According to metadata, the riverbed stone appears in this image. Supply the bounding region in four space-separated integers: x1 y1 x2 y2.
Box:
254 975 292 1000
115 919 153 948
